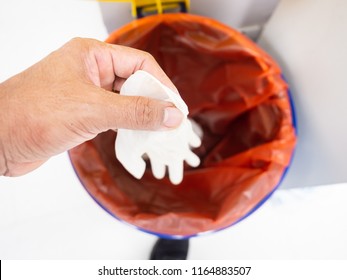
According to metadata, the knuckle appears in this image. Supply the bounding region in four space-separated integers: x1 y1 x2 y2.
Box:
133 96 161 129
67 37 96 52
69 37 85 47
141 50 155 62
134 96 151 126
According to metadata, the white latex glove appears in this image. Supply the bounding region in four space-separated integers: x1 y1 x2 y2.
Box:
115 70 201 185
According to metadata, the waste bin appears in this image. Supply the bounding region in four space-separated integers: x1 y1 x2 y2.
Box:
69 13 296 238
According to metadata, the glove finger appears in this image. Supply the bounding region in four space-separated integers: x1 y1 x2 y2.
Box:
185 151 200 167
115 136 146 179
149 157 166 179
188 130 202 148
168 160 184 185
123 155 147 179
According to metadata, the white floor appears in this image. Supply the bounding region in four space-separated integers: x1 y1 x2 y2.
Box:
1 152 346 259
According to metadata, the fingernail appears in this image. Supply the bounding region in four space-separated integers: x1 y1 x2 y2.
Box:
163 107 184 128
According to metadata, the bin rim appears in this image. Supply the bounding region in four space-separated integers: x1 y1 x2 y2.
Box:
68 77 297 239
69 14 298 239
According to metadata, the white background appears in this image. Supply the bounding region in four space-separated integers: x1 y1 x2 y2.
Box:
0 0 347 259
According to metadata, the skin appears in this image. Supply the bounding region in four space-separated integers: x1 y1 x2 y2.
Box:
0 38 183 177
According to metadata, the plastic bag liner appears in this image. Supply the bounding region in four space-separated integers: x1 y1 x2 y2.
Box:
69 14 297 238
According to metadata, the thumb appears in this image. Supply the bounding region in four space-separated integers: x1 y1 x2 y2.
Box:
90 89 184 131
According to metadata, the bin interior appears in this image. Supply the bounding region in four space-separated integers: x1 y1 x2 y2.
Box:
69 14 296 237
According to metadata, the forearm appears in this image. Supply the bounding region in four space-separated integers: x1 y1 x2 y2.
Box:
0 74 41 177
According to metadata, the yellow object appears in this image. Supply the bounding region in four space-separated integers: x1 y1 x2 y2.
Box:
98 0 190 18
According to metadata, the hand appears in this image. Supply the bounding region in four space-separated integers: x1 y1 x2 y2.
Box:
0 38 183 176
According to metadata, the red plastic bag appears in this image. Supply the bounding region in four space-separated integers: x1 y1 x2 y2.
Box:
69 14 296 237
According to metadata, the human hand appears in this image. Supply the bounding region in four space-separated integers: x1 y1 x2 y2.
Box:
0 38 184 176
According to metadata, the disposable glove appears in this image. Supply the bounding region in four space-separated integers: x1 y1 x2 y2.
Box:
115 70 201 185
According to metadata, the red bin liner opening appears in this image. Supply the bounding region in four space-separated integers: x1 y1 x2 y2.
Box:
69 14 296 237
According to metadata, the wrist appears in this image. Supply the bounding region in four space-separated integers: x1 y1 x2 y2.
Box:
0 147 7 176
0 81 9 176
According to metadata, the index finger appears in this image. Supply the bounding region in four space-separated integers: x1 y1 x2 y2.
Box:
93 41 179 93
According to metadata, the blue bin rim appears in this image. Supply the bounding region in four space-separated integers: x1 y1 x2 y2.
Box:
68 75 297 239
